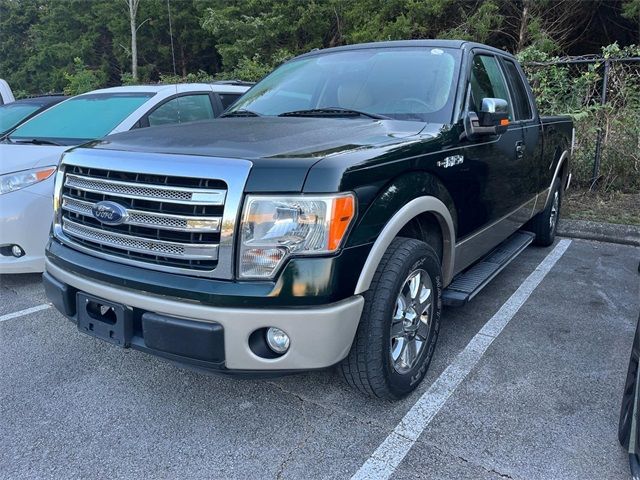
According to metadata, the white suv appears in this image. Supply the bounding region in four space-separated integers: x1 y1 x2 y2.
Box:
0 79 15 105
0 82 251 273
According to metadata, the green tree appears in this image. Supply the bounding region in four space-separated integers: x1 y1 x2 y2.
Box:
1 0 639 94
201 0 342 80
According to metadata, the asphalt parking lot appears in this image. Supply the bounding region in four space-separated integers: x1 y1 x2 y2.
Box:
1 237 639 480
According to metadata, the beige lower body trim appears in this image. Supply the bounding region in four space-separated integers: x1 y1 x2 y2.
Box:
544 150 569 208
46 259 364 371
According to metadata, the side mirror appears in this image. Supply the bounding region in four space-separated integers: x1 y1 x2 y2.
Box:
464 98 510 138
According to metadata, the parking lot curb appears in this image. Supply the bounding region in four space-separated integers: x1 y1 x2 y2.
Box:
558 219 640 247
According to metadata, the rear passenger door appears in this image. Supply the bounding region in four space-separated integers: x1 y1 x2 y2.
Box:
499 58 541 200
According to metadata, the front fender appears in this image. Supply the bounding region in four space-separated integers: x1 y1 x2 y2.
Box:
347 172 458 291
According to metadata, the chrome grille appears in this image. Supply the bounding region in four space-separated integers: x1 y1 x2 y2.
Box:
62 196 221 232
64 173 226 204
62 218 218 258
58 165 227 273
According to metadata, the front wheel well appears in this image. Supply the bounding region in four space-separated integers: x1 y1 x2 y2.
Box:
397 212 444 263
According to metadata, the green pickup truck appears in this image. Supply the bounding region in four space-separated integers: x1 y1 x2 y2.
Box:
44 40 573 399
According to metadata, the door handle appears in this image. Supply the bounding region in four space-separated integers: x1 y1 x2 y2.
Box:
515 141 525 159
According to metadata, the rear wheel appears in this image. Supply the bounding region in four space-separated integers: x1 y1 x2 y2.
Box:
530 178 562 247
340 237 442 400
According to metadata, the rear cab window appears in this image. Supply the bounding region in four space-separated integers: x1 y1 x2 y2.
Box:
501 59 533 121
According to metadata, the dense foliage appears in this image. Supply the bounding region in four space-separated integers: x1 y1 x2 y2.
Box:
1 0 638 90
0 0 638 191
520 44 640 192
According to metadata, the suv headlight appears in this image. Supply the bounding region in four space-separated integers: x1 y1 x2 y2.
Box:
0 166 56 195
238 193 356 279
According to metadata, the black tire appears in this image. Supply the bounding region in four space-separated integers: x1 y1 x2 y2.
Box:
620 314 640 449
530 178 562 247
340 237 442 400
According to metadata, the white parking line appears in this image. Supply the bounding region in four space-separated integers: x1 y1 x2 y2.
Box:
351 239 572 480
0 304 51 323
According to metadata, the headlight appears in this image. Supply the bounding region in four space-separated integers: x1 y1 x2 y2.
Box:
0 166 56 195
238 193 356 279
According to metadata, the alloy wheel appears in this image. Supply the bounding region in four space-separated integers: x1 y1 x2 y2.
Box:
390 269 433 374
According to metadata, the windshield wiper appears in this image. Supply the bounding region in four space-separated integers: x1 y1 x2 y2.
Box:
10 137 62 146
220 109 262 118
278 108 390 120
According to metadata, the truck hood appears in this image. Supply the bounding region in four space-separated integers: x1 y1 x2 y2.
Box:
90 117 426 161
0 143 68 175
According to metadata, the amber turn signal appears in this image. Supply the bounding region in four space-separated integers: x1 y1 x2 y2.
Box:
328 195 356 250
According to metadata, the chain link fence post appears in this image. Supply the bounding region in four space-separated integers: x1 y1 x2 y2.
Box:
591 59 610 188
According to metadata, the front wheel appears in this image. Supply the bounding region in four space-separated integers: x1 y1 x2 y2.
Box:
340 237 442 400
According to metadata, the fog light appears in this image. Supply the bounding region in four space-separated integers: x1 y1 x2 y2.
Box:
266 327 290 354
11 245 24 257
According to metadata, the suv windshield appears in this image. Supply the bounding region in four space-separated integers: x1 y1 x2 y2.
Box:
8 92 154 145
228 47 460 123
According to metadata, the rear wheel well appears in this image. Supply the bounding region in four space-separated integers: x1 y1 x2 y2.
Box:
559 157 569 189
397 212 444 263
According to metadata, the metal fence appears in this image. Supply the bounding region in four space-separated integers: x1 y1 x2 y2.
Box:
523 56 640 191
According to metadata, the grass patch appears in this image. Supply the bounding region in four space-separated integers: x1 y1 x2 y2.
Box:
562 189 640 226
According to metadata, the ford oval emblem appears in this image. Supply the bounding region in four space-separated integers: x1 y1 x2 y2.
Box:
91 201 129 225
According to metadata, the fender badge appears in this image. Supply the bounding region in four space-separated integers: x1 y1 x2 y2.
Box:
437 155 464 168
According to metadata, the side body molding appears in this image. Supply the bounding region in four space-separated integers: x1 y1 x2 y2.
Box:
354 196 455 294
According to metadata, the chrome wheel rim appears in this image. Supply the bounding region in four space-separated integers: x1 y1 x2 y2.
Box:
390 269 433 375
549 191 559 232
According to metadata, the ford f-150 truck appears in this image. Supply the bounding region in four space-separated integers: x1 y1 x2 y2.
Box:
44 40 572 399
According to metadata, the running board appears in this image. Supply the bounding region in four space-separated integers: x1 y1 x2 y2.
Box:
442 231 535 307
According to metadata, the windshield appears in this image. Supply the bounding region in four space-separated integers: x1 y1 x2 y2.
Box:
0 103 41 135
8 92 154 145
228 47 460 123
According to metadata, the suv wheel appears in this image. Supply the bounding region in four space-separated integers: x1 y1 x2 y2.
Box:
530 178 562 247
340 237 442 400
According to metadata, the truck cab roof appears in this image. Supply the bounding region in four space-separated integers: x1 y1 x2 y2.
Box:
296 39 514 60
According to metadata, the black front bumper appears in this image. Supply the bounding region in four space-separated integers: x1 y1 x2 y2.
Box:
44 271 226 371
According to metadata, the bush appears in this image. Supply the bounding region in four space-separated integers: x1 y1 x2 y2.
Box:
158 70 215 84
63 58 104 95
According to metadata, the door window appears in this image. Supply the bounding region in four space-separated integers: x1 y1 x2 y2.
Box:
218 93 241 111
502 60 533 120
148 94 214 126
468 55 513 119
